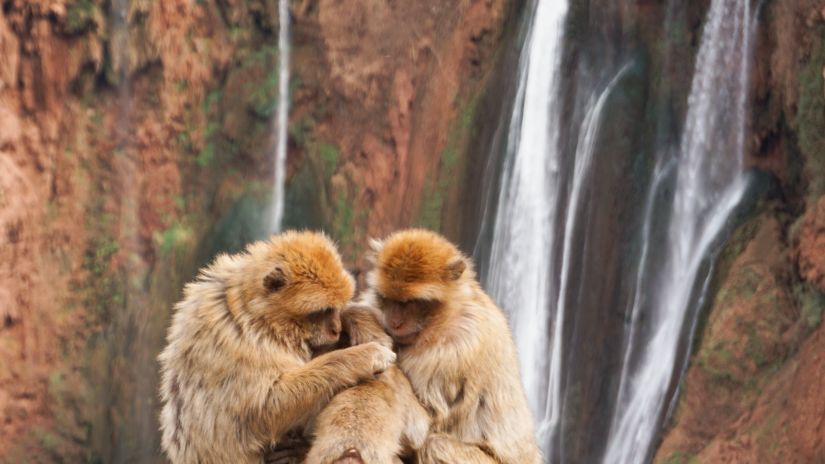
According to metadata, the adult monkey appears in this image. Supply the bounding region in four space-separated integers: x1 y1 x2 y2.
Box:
365 229 542 464
158 231 395 464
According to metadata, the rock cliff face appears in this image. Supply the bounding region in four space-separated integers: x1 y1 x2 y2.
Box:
0 0 823 462
654 1 825 462
0 0 514 461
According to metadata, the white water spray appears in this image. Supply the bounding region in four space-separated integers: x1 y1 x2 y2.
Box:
602 0 756 462
270 0 290 233
486 0 637 456
486 0 569 437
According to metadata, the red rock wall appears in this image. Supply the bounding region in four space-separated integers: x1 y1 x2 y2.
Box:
0 0 514 460
655 1 825 462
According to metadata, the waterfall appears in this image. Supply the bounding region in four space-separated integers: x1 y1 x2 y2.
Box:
270 0 290 233
486 0 568 442
541 65 630 454
602 0 757 461
485 0 640 456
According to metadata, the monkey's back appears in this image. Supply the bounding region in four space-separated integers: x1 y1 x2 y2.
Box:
307 373 402 463
158 259 293 464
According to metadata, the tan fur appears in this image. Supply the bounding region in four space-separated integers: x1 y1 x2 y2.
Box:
368 229 466 302
306 365 430 464
366 229 543 464
340 303 393 349
265 302 397 464
158 231 396 464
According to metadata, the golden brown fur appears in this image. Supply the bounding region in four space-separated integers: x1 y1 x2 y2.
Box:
339 303 393 349
306 365 430 464
366 229 542 464
264 303 397 464
158 231 395 464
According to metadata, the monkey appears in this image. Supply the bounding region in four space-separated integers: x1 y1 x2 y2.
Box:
264 302 398 464
364 228 543 464
305 364 431 464
264 303 396 464
158 231 396 464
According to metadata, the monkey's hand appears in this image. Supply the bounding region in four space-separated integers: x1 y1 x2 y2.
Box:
345 341 396 376
341 304 393 349
264 343 396 435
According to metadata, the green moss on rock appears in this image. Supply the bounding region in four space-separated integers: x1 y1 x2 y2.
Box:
793 282 825 329
794 24 825 201
64 0 98 35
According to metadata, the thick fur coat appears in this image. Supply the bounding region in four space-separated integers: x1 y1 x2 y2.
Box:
158 231 394 463
367 229 542 464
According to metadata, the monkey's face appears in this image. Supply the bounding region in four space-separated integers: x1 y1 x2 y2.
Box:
249 231 355 351
367 229 470 346
261 268 348 351
376 296 439 346
304 306 343 350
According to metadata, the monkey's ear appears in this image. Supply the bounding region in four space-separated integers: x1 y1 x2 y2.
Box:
263 267 287 292
444 258 466 281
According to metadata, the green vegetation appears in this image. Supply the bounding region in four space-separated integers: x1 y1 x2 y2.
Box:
793 282 825 329
203 89 223 114
83 207 123 322
178 130 193 152
715 265 761 308
199 194 268 260
663 451 697 464
794 24 825 201
419 95 480 230
247 48 280 118
196 142 216 167
154 221 194 256
49 370 64 393
316 142 340 177
698 339 737 384
33 427 63 455
176 79 190 92
281 155 326 232
174 195 186 211
289 114 316 147
419 180 445 231
64 0 97 35
332 191 355 244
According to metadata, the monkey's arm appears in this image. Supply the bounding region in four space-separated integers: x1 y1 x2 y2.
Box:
341 304 392 348
265 342 395 436
418 433 499 464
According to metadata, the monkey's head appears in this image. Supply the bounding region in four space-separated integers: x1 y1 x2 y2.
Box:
239 231 355 351
366 229 469 346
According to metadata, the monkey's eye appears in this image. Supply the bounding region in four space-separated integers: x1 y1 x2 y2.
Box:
409 298 438 312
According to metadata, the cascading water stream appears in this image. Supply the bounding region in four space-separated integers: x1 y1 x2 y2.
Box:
545 63 630 446
485 0 568 445
485 0 640 456
602 0 757 462
270 0 290 233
